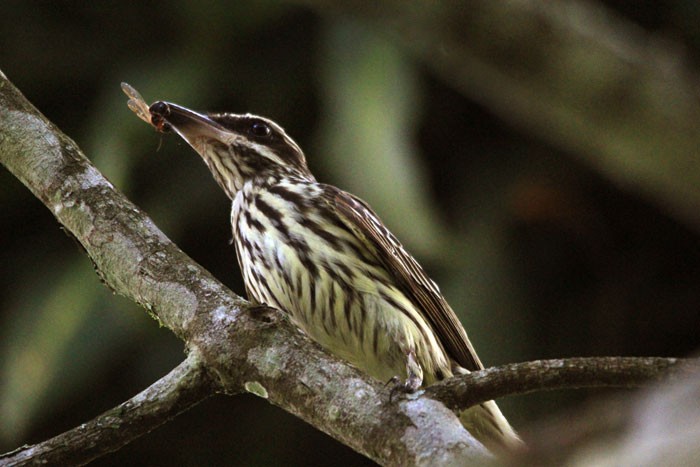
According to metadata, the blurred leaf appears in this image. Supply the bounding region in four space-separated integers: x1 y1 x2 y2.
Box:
316 19 448 257
0 260 146 444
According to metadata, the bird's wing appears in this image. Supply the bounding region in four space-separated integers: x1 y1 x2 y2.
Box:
324 185 484 372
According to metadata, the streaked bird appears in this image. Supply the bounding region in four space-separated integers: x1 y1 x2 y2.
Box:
137 95 521 452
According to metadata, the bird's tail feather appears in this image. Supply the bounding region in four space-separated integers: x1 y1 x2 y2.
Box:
460 399 523 453
451 365 523 453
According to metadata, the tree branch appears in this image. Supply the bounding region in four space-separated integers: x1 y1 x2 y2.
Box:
427 357 698 413
0 70 489 466
518 360 700 465
296 0 700 230
0 351 213 467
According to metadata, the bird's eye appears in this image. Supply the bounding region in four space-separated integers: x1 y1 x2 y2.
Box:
250 121 272 138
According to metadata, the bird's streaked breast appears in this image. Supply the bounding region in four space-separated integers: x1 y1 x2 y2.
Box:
231 177 452 383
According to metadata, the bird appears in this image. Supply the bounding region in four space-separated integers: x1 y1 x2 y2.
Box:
141 97 521 453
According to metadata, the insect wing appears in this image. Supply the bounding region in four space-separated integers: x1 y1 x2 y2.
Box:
121 82 152 126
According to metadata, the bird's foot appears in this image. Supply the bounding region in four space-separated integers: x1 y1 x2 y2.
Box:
386 374 421 402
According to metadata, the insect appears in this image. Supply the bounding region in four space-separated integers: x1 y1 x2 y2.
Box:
121 82 170 132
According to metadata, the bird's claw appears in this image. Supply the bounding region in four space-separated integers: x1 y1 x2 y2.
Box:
386 375 421 403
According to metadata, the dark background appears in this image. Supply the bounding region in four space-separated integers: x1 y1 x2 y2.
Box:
2 1 700 465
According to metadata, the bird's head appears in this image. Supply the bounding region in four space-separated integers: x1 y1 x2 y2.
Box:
149 101 313 199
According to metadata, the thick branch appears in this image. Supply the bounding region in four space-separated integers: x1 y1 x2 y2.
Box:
517 360 700 465
427 357 698 413
297 0 700 230
0 71 488 465
0 352 213 467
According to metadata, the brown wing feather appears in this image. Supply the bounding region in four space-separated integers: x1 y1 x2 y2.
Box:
324 185 484 372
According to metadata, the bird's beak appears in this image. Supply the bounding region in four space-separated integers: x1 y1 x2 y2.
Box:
148 101 228 147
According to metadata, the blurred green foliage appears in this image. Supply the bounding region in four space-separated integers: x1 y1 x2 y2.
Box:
2 1 700 465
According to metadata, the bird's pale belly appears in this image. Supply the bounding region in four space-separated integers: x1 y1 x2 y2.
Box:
233 200 451 385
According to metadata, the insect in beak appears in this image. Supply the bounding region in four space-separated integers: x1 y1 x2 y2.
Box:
121 82 171 133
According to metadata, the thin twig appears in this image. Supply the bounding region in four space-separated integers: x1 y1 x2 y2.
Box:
0 352 213 467
427 357 698 412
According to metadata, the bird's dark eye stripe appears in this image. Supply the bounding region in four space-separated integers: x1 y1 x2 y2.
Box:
250 121 272 138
